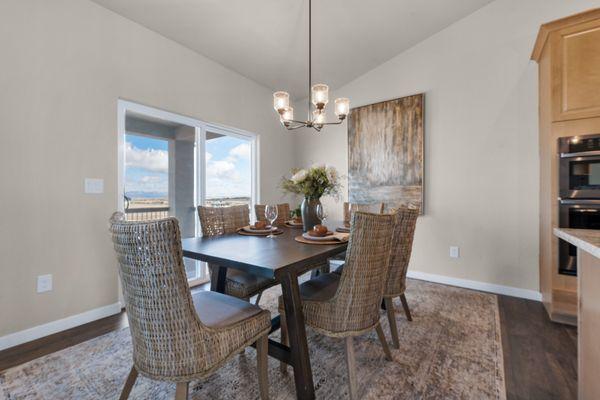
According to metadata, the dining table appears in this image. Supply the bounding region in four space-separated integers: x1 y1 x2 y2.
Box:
181 221 348 400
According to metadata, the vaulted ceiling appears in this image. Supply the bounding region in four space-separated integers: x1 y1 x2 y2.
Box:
92 0 494 97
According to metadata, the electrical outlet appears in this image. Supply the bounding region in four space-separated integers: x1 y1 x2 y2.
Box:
449 246 460 259
37 274 53 293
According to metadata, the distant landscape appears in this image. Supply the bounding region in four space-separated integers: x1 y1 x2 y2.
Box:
125 194 250 212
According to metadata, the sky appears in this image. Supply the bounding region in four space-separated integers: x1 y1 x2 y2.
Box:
124 133 251 200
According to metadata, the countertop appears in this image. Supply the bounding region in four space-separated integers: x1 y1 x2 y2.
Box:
553 228 600 259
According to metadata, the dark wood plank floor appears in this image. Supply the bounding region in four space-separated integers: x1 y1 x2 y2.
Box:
498 295 577 400
0 290 578 399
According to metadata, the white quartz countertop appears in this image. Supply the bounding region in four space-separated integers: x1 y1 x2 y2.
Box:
553 228 600 259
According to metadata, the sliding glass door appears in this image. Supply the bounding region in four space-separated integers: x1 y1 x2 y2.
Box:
118 100 258 286
204 129 254 211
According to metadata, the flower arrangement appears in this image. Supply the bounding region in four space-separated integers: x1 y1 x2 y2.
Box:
281 164 341 200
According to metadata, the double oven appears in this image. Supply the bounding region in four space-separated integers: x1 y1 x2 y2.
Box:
558 134 600 275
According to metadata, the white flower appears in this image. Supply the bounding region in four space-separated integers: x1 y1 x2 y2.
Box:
326 166 338 182
291 169 308 183
310 162 327 171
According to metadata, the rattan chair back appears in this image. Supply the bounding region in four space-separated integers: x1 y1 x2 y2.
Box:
254 203 290 225
197 205 250 237
109 212 212 380
343 202 385 224
305 212 395 335
385 207 419 296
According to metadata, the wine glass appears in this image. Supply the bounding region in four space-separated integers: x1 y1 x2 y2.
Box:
316 203 328 227
344 202 352 227
265 205 278 238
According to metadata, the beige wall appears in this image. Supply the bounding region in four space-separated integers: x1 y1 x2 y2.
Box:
293 0 600 293
0 0 295 336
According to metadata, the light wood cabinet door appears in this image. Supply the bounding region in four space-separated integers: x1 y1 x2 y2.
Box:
551 19 600 122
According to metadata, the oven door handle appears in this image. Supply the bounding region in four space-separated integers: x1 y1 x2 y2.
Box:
560 199 600 205
560 150 600 158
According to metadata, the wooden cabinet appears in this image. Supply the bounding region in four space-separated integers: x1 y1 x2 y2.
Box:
551 19 600 121
532 8 600 324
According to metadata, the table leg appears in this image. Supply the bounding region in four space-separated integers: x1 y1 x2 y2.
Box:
279 271 315 400
210 265 227 293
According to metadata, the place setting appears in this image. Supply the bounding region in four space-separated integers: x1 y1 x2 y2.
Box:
237 205 283 237
294 204 349 245
284 207 304 228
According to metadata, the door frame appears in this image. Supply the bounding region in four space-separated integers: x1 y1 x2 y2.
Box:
117 99 259 213
117 99 259 288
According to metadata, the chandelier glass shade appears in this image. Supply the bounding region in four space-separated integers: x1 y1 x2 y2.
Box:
272 0 350 132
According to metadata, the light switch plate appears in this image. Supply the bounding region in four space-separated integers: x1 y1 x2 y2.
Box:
37 274 53 293
84 178 104 194
450 246 460 259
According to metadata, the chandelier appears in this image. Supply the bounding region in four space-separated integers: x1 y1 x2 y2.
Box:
272 0 350 132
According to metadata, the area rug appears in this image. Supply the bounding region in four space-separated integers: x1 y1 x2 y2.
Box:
0 279 506 399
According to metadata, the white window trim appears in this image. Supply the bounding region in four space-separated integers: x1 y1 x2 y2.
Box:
117 99 259 288
117 99 259 217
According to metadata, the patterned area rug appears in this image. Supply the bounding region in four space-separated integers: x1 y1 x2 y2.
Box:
0 279 506 399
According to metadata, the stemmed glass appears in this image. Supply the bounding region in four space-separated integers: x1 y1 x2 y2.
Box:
265 205 278 238
344 202 352 227
316 203 328 227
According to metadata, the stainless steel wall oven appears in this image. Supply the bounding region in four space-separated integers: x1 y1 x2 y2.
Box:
558 134 600 276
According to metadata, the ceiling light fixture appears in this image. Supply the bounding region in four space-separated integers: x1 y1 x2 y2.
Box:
272 0 350 132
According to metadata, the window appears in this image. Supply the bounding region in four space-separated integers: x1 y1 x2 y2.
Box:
205 132 253 210
118 100 258 286
124 134 170 221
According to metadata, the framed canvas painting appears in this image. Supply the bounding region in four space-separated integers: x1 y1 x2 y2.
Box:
348 93 424 213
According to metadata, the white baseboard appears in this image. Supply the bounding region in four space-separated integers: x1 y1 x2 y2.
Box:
329 260 542 301
0 302 122 351
407 270 542 301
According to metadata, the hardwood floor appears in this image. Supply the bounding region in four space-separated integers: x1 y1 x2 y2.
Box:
498 295 577 400
0 310 129 372
0 290 578 399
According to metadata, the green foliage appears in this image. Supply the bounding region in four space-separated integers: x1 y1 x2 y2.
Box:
280 164 341 200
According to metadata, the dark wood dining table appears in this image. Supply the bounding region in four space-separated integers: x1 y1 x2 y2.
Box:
181 223 348 400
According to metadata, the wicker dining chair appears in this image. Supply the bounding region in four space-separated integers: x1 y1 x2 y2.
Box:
198 205 278 303
254 203 291 226
109 212 271 400
342 202 385 225
279 211 396 400
382 206 419 348
329 202 385 266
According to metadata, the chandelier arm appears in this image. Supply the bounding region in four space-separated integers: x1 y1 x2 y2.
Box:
285 123 308 131
286 119 310 125
319 120 345 126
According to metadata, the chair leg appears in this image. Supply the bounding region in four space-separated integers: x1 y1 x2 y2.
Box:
375 324 393 361
279 314 288 374
119 366 138 400
399 293 413 321
344 336 358 400
257 334 270 400
384 297 400 349
255 291 263 305
174 382 189 400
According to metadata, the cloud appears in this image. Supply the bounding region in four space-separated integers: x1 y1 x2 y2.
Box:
207 160 240 181
126 143 168 173
228 143 250 159
206 152 213 161
205 145 250 197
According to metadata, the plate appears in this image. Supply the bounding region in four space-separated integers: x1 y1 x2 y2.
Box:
302 231 336 241
242 225 275 234
286 220 303 226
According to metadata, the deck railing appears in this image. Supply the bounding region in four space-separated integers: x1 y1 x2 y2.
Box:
125 207 170 221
